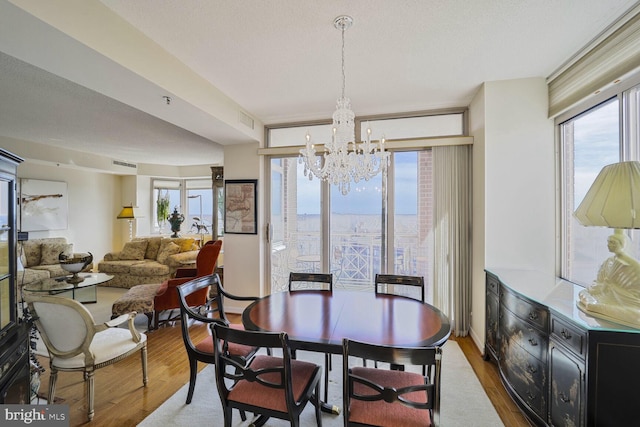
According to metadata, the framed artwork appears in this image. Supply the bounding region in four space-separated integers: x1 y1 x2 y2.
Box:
224 179 257 234
20 179 68 231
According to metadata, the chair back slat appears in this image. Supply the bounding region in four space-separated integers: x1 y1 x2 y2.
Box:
374 274 425 302
288 272 333 292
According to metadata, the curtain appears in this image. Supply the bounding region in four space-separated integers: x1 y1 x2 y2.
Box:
432 145 472 336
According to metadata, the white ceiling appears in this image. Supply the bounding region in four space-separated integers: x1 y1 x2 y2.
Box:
0 0 638 167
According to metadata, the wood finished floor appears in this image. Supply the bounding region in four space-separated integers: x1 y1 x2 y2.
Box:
35 316 531 427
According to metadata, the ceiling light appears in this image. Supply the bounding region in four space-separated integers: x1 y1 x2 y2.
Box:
299 15 389 195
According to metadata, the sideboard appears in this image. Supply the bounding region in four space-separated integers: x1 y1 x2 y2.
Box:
486 268 640 427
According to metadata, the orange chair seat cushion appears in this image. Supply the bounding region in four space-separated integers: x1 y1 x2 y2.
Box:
228 355 318 413
348 366 432 427
195 325 256 358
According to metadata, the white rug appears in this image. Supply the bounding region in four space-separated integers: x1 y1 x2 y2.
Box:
138 341 504 427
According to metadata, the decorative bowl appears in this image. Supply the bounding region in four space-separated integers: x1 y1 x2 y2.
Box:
59 252 93 284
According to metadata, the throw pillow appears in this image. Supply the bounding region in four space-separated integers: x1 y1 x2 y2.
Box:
21 240 41 267
176 238 195 252
156 241 180 264
41 243 73 265
119 240 148 260
142 237 162 260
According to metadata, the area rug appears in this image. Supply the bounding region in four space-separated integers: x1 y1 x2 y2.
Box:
138 341 504 427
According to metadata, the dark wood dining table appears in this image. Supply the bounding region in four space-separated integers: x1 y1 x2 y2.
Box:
242 289 451 414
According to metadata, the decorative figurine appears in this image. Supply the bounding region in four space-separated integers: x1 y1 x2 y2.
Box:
168 207 185 238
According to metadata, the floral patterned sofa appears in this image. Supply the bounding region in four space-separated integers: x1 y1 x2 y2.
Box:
97 236 199 288
16 237 86 289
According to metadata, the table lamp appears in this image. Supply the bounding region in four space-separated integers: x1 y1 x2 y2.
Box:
574 161 640 327
117 205 138 241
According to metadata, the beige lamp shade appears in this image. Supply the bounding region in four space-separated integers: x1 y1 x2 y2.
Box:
574 161 640 229
117 206 136 220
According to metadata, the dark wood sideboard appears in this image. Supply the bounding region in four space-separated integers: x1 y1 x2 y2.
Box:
486 269 640 427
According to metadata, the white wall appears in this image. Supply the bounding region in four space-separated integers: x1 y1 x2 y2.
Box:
469 77 556 350
15 160 123 265
221 142 263 313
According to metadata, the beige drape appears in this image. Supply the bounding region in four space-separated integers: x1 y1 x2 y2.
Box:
432 145 472 336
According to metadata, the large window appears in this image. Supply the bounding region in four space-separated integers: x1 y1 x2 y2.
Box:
561 82 640 286
152 179 213 236
267 112 462 303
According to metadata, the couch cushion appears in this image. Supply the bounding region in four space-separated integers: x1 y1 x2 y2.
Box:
119 240 148 260
136 236 162 260
129 261 170 277
29 264 68 278
157 242 180 264
41 242 73 265
98 260 147 274
21 240 42 267
17 268 50 285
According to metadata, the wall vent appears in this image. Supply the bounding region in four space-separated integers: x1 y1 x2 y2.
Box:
113 160 137 169
238 110 255 130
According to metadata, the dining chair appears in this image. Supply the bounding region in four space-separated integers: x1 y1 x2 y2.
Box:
372 274 427 372
342 338 442 427
212 323 323 427
154 239 222 329
288 271 333 402
25 293 147 421
288 272 333 292
176 275 258 406
374 274 425 302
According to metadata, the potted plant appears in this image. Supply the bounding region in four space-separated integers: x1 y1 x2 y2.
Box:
156 190 170 233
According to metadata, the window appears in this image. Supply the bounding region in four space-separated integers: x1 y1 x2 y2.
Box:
561 82 640 286
152 179 213 235
267 112 463 302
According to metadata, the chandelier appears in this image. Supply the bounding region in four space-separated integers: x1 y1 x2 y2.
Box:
299 15 389 195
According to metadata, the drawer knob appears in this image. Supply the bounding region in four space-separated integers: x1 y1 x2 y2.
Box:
528 337 538 346
561 329 572 340
528 311 539 321
526 363 537 374
560 392 571 403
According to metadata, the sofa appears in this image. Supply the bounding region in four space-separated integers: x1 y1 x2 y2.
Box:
97 236 199 288
16 237 88 289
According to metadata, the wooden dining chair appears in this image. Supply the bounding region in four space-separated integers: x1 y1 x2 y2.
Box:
342 338 442 427
288 271 333 402
212 323 323 427
176 275 258 406
374 274 425 302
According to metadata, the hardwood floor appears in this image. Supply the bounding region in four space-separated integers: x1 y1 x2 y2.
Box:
35 317 531 426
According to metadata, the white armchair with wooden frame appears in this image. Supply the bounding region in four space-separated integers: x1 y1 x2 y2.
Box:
25 294 148 421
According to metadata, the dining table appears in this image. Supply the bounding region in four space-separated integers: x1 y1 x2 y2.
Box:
242 289 451 414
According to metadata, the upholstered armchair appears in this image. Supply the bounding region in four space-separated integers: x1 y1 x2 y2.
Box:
153 240 222 328
25 294 147 421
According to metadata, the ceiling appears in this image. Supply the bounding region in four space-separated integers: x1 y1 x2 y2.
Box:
0 0 638 168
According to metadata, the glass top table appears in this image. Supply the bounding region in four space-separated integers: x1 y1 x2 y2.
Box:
23 272 114 303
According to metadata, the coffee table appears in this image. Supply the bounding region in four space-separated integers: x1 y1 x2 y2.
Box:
24 272 114 304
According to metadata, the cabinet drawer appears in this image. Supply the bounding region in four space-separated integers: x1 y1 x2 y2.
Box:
501 286 548 332
486 273 499 297
501 306 547 360
500 342 547 419
551 315 587 360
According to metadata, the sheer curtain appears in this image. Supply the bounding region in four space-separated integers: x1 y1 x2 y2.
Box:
432 145 472 336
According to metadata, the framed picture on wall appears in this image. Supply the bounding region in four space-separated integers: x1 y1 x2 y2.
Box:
20 179 68 231
224 179 257 234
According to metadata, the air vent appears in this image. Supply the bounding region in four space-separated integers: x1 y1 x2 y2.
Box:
113 160 137 169
238 110 255 130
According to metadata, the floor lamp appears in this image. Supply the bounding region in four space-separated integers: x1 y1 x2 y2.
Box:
117 205 137 241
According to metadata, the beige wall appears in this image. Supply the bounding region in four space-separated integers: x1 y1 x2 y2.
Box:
469 77 556 350
15 160 123 265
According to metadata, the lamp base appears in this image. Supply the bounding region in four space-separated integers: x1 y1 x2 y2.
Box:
577 286 640 329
